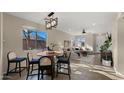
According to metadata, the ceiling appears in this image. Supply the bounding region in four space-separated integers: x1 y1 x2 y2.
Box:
7 12 118 35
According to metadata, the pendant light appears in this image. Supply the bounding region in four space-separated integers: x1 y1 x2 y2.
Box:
82 29 86 34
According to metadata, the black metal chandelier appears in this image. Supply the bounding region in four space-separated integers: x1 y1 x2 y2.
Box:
44 12 58 29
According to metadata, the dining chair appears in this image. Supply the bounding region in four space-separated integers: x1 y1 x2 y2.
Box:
38 56 54 80
56 51 71 79
26 52 40 80
7 51 27 77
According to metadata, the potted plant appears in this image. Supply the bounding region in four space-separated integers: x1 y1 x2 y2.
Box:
50 43 58 50
100 32 112 66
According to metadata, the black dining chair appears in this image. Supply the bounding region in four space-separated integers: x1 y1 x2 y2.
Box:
56 51 71 79
7 51 27 77
26 52 40 80
38 56 54 80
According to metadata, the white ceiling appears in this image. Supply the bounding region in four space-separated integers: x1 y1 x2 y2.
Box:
7 12 118 35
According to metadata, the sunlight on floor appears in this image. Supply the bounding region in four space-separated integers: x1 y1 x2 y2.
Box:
71 63 124 80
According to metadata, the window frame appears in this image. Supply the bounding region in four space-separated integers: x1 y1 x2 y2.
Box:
22 29 47 50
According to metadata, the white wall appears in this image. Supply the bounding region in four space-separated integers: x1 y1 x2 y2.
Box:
47 29 73 49
2 13 73 74
112 13 124 76
93 34 97 52
112 17 118 74
3 13 41 73
115 17 124 75
84 33 96 51
0 12 3 79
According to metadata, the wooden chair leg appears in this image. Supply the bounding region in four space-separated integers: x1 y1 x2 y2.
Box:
41 70 44 79
68 64 71 80
31 64 33 74
26 59 28 71
19 62 21 77
15 62 18 72
56 63 58 77
26 65 30 80
70 65 71 74
38 68 40 80
51 67 53 80
69 74 71 80
7 62 10 75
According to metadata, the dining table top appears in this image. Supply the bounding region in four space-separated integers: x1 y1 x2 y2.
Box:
37 50 63 57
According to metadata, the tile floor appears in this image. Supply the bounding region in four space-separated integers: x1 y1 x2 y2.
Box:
3 54 124 80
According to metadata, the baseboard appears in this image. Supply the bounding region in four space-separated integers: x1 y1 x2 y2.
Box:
114 67 124 78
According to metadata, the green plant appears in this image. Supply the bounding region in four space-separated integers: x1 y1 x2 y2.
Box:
50 43 57 50
28 47 33 50
100 33 112 52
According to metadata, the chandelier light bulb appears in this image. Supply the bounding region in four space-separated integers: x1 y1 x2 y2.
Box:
51 20 56 26
46 23 51 28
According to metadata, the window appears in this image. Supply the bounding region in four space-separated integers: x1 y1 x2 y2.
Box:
22 29 47 50
73 36 86 47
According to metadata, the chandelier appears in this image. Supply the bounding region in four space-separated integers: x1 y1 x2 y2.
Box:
44 12 58 29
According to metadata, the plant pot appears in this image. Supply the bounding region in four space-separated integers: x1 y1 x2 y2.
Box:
102 59 111 66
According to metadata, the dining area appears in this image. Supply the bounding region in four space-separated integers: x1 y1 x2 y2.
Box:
6 49 71 80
